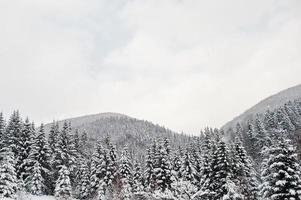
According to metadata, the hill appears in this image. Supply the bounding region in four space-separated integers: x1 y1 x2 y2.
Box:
222 84 301 130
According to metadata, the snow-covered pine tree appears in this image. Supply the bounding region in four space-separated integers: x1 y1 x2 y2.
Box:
260 136 301 200
199 133 213 195
75 161 91 200
263 110 277 130
28 123 52 194
49 121 59 154
144 147 154 191
55 165 72 200
0 113 5 148
119 146 133 200
132 161 144 195
171 148 182 181
153 141 173 194
90 141 112 199
206 140 242 199
52 121 77 183
25 160 44 195
232 137 258 200
18 117 35 180
275 108 295 132
0 147 17 199
80 131 88 156
73 129 80 154
180 150 197 186
284 101 301 129
5 111 23 161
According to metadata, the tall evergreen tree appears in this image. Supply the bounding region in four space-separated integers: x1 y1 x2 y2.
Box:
25 160 44 195
55 166 72 200
0 147 17 199
28 123 52 194
48 121 59 154
119 146 133 200
18 117 35 180
260 137 301 199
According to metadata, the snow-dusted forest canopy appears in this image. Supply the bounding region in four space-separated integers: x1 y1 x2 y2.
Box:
1 99 301 199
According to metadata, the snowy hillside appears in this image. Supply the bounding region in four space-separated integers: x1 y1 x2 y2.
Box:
44 112 189 154
223 84 301 130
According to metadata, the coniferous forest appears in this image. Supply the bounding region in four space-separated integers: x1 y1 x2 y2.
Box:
1 100 301 199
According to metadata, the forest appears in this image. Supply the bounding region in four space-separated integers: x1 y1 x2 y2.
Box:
0 100 301 199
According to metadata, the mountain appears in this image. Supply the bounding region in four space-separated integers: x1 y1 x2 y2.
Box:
44 112 189 155
222 84 301 130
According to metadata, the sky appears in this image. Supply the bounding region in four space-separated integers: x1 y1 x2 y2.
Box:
0 0 301 134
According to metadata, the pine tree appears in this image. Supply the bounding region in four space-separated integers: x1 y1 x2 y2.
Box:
153 142 173 193
0 147 17 199
0 112 5 150
90 141 112 198
49 121 59 154
75 161 91 200
52 121 77 182
260 136 301 199
207 140 241 199
180 150 197 186
132 161 144 194
144 147 154 191
25 160 44 195
55 166 72 200
119 146 133 200
5 111 23 160
28 123 52 194
18 117 35 180
232 138 258 200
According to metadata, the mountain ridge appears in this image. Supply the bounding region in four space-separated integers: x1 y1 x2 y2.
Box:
222 83 301 130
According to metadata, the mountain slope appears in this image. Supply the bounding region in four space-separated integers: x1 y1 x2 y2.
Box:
223 84 301 130
44 112 189 154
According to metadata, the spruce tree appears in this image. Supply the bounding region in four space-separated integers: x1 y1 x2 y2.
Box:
75 161 91 200
25 160 44 195
207 140 241 199
260 137 301 199
0 112 5 150
28 123 52 194
153 142 173 193
5 111 23 160
18 117 35 180
49 121 59 154
55 166 72 200
0 147 17 199
232 138 258 200
119 146 133 200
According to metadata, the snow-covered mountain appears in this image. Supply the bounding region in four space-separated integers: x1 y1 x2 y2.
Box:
222 84 301 130
44 112 188 154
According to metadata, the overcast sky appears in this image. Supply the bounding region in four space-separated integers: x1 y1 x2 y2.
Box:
0 0 301 134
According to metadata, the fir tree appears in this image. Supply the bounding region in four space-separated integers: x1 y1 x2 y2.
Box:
207 140 241 199
49 121 59 154
232 138 258 200
28 123 52 194
132 161 144 194
260 137 301 199
25 160 44 195
18 117 34 180
119 146 133 200
5 111 23 160
75 161 91 200
0 147 17 199
153 142 173 193
55 166 72 200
